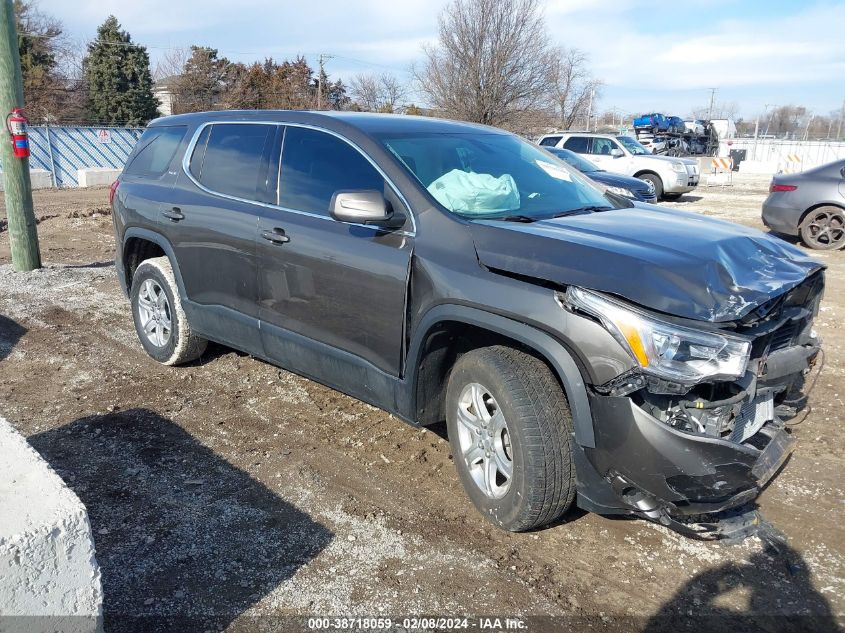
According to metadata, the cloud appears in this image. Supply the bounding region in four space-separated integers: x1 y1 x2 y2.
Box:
544 1 845 91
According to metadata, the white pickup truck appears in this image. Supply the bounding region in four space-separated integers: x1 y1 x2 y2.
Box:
538 132 699 200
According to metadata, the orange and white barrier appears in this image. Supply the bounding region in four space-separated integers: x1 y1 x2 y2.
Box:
706 157 733 186
781 154 803 173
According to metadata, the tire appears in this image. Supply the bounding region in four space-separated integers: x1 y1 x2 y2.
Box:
799 206 845 250
130 256 207 365
662 192 682 200
637 173 663 200
445 346 575 532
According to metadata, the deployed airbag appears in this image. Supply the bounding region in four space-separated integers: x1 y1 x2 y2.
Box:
427 169 520 215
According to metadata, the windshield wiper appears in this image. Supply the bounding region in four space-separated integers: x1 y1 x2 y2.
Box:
499 214 540 223
552 205 613 218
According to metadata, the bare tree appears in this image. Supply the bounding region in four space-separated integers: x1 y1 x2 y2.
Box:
350 73 407 113
549 46 601 129
689 101 739 121
154 47 190 81
414 0 553 128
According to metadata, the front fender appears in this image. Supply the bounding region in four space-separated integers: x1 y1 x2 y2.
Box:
406 303 596 448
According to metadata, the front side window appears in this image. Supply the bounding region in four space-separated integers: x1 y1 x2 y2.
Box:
539 135 562 147
379 131 614 220
190 123 275 201
279 127 384 215
589 138 619 156
124 126 186 178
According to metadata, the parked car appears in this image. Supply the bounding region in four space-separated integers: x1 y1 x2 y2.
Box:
114 111 823 540
536 132 699 199
667 116 686 134
633 113 670 134
640 136 666 153
762 158 845 250
684 120 706 135
543 147 657 203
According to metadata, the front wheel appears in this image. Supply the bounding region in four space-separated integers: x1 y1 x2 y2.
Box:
637 173 664 200
445 346 575 531
799 206 845 250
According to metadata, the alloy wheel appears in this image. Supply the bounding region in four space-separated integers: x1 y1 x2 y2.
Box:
137 279 172 347
455 382 513 499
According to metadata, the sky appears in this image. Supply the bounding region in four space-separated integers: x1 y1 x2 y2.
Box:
37 0 845 120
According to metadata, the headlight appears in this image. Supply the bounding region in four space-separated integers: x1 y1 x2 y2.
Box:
605 185 635 198
563 287 751 385
671 162 686 173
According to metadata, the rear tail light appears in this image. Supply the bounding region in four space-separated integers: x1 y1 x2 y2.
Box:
770 183 797 193
109 180 119 206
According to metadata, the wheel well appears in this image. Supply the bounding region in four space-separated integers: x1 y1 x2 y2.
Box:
123 237 166 289
413 321 565 426
799 202 845 227
633 170 661 182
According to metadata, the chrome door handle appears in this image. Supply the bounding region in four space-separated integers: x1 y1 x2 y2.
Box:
261 228 290 244
161 207 184 221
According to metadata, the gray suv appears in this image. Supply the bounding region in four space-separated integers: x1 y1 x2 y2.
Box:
113 111 823 539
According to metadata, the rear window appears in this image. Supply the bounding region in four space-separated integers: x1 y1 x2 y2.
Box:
539 136 562 147
189 123 275 201
123 126 186 178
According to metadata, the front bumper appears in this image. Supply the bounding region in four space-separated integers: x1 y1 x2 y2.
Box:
664 169 700 193
584 393 793 518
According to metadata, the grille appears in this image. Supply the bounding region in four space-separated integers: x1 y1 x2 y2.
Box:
769 321 801 351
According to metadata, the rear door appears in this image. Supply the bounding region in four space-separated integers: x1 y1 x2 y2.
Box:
255 125 413 379
167 122 281 353
116 125 187 234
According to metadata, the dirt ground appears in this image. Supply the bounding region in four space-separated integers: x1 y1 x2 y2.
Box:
0 176 843 632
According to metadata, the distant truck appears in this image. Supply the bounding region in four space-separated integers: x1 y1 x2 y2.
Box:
633 113 670 134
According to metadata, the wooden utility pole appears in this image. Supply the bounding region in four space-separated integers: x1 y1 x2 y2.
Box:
316 53 334 110
0 0 40 271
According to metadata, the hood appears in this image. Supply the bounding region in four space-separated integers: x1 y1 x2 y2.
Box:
470 204 824 322
642 155 697 165
589 171 650 191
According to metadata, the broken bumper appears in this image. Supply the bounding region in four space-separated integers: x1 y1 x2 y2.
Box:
582 393 795 536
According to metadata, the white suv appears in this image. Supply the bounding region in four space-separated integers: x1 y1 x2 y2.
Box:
538 132 699 200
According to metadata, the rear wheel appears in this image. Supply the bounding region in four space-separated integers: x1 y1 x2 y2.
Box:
637 173 663 200
800 206 845 250
130 257 207 365
445 346 575 531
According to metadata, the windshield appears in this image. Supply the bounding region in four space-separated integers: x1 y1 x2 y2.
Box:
545 147 600 173
378 132 614 219
616 136 650 155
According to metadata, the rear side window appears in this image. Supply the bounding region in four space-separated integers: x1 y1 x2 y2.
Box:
190 123 275 201
539 135 562 147
123 126 186 178
562 136 589 153
279 127 384 216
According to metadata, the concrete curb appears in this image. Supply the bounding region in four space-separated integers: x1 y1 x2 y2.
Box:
0 416 103 632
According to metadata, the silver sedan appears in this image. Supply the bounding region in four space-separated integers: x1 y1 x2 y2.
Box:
762 158 845 250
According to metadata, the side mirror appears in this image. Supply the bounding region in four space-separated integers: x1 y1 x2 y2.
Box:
330 190 394 225
610 148 624 158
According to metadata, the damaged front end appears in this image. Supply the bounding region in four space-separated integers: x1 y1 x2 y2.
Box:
561 271 824 540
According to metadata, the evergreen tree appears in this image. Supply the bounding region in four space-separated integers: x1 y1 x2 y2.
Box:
83 16 159 125
171 46 232 113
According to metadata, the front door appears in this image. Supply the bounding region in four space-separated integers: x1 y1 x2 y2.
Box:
255 125 413 383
